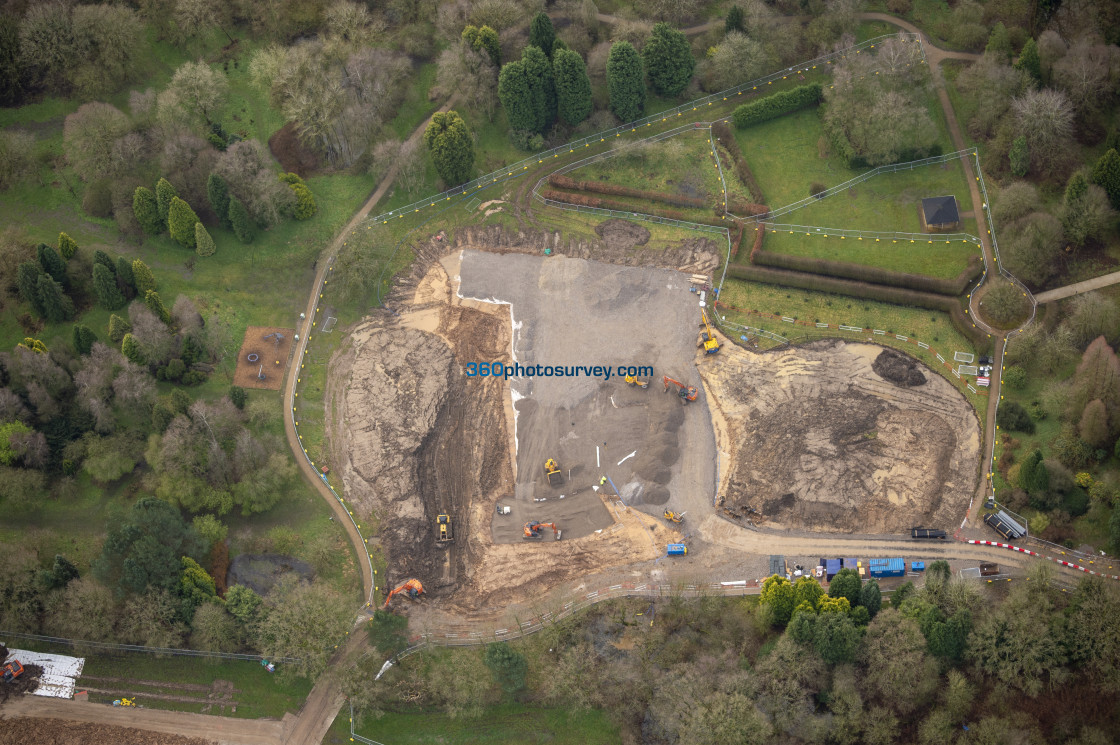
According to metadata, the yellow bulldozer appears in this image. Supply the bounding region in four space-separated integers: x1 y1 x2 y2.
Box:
544 458 562 487
625 374 649 388
436 514 453 544
663 510 685 524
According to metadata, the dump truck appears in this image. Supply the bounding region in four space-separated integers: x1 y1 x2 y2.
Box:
911 527 947 539
544 458 562 487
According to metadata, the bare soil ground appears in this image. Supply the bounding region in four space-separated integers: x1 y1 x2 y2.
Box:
0 717 215 745
701 339 980 534
326 225 721 612
234 326 294 390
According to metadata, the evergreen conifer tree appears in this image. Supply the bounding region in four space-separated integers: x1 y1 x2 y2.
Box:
16 262 47 316
132 259 156 295
1090 148 1120 209
57 232 78 260
206 173 231 228
92 263 126 310
643 23 694 97
554 48 592 126
108 314 131 343
228 197 254 243
37 243 67 287
133 186 163 235
73 324 97 354
145 290 171 325
156 178 178 224
121 333 145 365
195 222 216 257
116 257 136 294
528 12 556 57
168 197 200 249
36 274 73 321
607 41 645 122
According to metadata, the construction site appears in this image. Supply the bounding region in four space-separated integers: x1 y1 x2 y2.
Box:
325 223 983 614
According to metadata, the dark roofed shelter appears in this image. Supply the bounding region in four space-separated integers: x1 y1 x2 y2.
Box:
921 195 960 232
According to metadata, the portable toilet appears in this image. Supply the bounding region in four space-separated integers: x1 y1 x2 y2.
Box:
667 543 687 556
911 561 925 572
825 559 842 580
857 560 865 578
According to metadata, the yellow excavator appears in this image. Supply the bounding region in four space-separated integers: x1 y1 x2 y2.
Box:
698 310 720 355
383 579 425 609
436 514 453 544
664 510 685 524
625 374 649 388
544 458 562 486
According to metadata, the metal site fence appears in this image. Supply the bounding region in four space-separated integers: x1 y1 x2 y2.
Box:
364 33 921 227
0 630 299 663
757 222 981 245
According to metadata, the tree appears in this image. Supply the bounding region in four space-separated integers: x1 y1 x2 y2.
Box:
168 197 200 249
607 41 646 122
643 22 694 97
438 42 499 124
92 263 125 310
108 314 131 343
1080 399 1110 449
968 580 1067 696
1091 149 1120 209
983 279 1030 326
860 579 882 618
553 48 593 126
73 324 96 355
132 187 162 235
760 574 796 626
828 568 861 608
792 575 824 611
499 60 537 132
253 576 351 679
1020 448 1050 494
860 609 938 714
62 102 131 182
484 641 528 695
116 257 135 295
1009 136 1029 177
16 262 46 316
39 554 80 590
462 24 501 66
1015 37 1042 82
423 111 474 186
157 61 229 130
191 602 240 653
132 259 156 296
225 584 263 626
1071 336 1120 438
228 386 247 410
37 243 67 288
156 178 178 224
195 222 216 257
92 497 204 596
179 556 217 612
522 46 557 133
1012 88 1073 175
812 611 860 665
986 23 1012 62
725 4 745 33
57 232 77 261
36 274 73 322
121 333 145 366
214 141 293 226
1063 171 1090 245
146 291 171 325
228 197 254 243
704 31 770 92
529 12 556 57
206 173 230 228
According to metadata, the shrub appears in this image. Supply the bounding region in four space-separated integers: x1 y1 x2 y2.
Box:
996 401 1035 434
810 182 826 198
509 129 545 151
732 84 822 129
711 121 764 203
195 222 216 257
229 386 247 409
57 232 78 260
82 180 113 218
1002 365 1026 389
284 177 317 220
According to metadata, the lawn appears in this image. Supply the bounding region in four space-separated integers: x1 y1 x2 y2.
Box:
355 703 620 745
715 277 989 412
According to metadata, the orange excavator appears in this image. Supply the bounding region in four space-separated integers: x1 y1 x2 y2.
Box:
382 579 425 609
663 376 698 403
523 521 562 540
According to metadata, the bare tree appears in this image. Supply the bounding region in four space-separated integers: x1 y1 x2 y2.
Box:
436 43 498 121
1037 30 1068 78
172 0 235 46
635 0 700 23
396 139 424 195
1053 43 1119 116
1011 88 1075 175
214 140 293 226
112 361 155 408
157 61 229 131
69 4 144 96
0 131 36 191
172 295 203 334
324 0 382 44
63 102 132 182
129 301 175 364
702 31 773 92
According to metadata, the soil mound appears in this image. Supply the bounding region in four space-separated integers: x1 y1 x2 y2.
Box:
873 348 927 387
594 219 650 250
0 664 43 703
227 554 313 596
0 717 213 744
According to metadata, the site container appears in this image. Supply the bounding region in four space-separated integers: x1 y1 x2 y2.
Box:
825 559 842 580
910 528 947 539
911 561 925 572
984 513 1022 540
667 544 687 556
842 558 859 570
868 558 905 578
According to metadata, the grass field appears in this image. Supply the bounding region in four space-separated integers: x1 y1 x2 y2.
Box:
570 129 751 206
354 704 620 744
758 230 981 279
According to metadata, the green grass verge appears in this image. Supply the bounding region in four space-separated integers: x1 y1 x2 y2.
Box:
389 62 440 140
758 229 981 279
355 703 620 745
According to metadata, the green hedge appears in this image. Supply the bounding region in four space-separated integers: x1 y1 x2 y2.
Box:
712 121 765 203
753 250 983 296
724 263 991 349
731 83 822 129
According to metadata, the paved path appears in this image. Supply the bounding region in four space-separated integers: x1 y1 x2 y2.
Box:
1034 270 1120 302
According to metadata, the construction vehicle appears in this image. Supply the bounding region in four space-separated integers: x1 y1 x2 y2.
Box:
436 514 454 544
383 579 425 609
113 698 136 707
624 374 649 388
544 458 562 487
2 659 23 682
523 521 562 540
663 510 685 524
667 543 687 556
663 376 698 403
698 310 720 355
